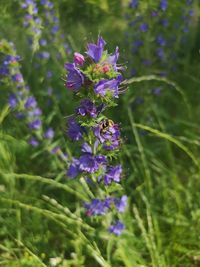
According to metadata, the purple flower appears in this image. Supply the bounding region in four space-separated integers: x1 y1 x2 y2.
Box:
109 221 125 235
107 47 119 70
129 0 138 8
76 99 97 118
74 52 85 66
39 38 47 46
37 51 50 59
65 63 84 91
67 117 83 141
86 36 106 63
28 119 42 130
67 158 80 178
4 55 20 65
44 128 54 139
8 94 17 108
94 75 123 98
12 73 23 83
160 0 167 11
104 165 122 185
29 137 39 147
81 143 93 154
46 70 52 79
24 96 37 109
28 108 42 117
79 154 99 173
134 40 143 48
0 65 9 76
151 11 158 17
139 23 148 32
51 25 59 34
85 198 112 216
152 87 162 96
94 120 120 151
78 143 107 173
95 155 107 165
114 195 127 212
156 35 166 46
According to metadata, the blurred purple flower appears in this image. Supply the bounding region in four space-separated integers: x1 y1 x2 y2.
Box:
8 94 17 108
44 128 54 139
114 195 127 212
24 96 37 109
29 137 39 147
104 165 122 185
109 221 125 235
28 119 42 130
67 158 80 178
67 117 83 141
160 0 168 11
139 23 148 32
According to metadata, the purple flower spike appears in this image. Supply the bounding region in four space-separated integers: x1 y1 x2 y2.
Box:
67 117 83 141
86 36 106 63
104 165 122 185
65 63 84 91
109 221 125 236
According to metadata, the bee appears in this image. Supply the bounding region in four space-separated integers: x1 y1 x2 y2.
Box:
100 119 114 133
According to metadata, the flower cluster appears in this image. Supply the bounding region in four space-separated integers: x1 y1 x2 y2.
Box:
65 36 127 235
32 0 71 110
21 0 42 51
0 40 56 150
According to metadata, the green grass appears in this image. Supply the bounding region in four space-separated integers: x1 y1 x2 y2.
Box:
0 0 200 266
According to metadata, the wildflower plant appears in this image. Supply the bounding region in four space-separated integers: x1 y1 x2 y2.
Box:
21 0 42 52
65 36 127 235
0 39 66 162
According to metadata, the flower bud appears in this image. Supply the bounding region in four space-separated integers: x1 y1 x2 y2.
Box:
74 52 85 66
